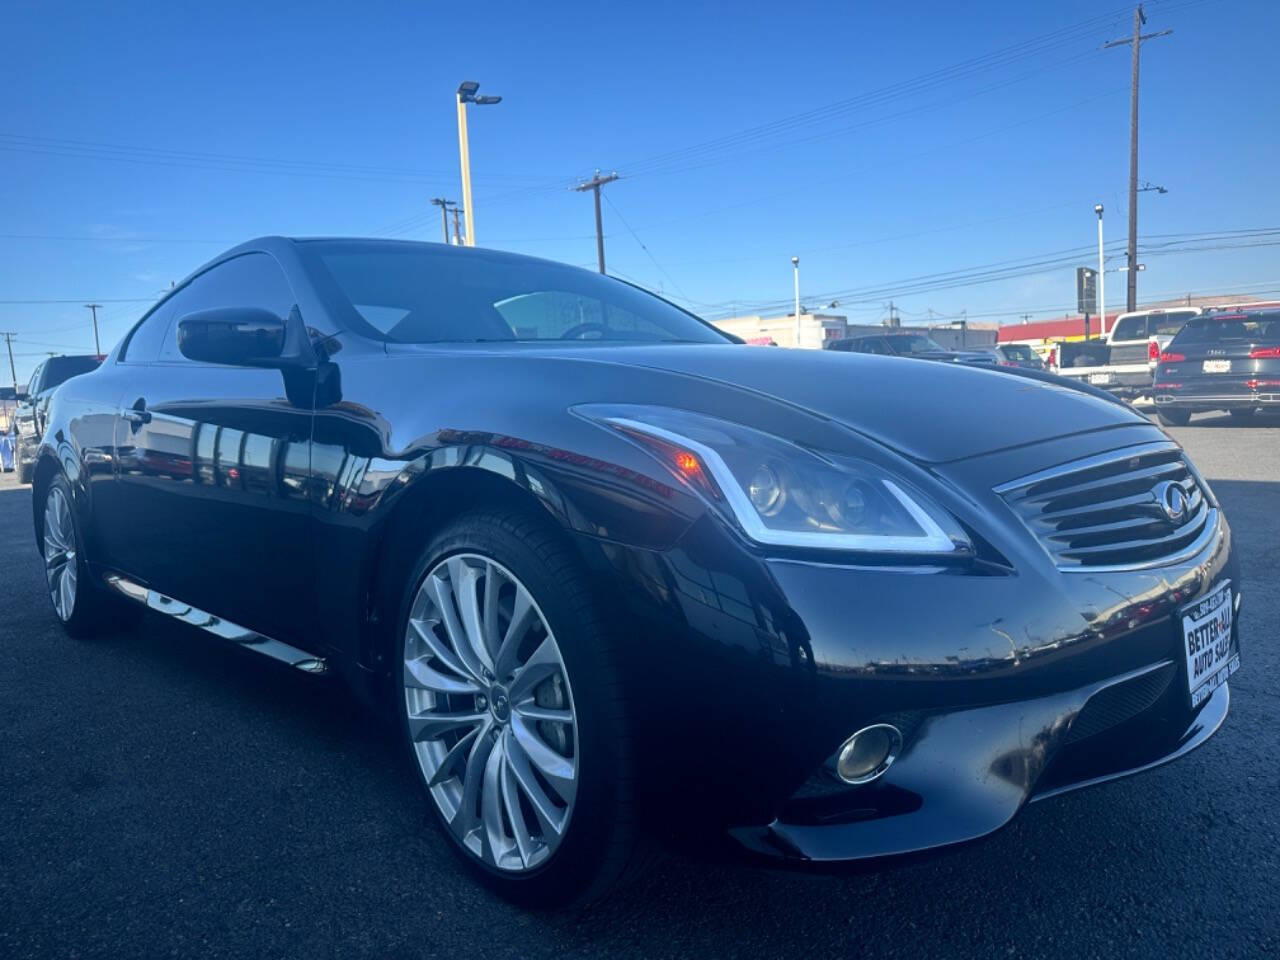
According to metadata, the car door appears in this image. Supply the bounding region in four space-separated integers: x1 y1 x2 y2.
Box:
112 253 316 646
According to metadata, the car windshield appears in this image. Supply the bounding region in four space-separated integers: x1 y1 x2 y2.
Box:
1172 313 1280 345
885 334 947 355
1150 310 1198 335
298 241 728 345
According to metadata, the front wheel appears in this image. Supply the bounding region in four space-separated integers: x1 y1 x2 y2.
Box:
396 509 637 907
1228 408 1258 423
1157 408 1192 427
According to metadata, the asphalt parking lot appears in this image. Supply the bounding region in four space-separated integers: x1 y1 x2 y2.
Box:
1 413 1277 960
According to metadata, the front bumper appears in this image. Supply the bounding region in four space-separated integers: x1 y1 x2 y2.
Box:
599 427 1240 864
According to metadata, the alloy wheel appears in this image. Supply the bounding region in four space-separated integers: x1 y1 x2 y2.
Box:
43 486 77 622
404 554 579 873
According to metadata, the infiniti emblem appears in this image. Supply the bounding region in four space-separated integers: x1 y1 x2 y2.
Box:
1153 480 1188 524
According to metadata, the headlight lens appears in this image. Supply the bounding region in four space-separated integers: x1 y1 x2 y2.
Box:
591 407 971 556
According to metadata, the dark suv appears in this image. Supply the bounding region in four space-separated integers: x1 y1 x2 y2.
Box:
825 332 994 365
1153 308 1280 425
13 354 103 482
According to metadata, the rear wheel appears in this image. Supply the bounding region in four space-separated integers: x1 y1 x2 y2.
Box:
16 444 33 484
396 509 637 907
1157 408 1191 427
40 474 139 638
1228 408 1258 423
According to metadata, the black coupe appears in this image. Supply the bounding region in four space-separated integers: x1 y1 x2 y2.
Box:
31 238 1242 906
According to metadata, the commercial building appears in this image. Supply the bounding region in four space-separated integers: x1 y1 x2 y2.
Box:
711 312 851 348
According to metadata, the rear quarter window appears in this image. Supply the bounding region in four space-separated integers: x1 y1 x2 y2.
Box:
1109 316 1146 341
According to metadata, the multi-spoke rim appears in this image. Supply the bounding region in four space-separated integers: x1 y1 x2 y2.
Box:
43 486 77 622
404 553 579 873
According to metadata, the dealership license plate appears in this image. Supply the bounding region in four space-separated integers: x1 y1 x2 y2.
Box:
1182 581 1238 708
1089 372 1113 385
1202 359 1231 373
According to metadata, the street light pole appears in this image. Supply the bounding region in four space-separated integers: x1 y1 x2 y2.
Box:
455 94 475 246
791 257 801 348
455 81 503 248
1095 205 1106 337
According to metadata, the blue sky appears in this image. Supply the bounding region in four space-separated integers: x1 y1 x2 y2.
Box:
2 0 1278 383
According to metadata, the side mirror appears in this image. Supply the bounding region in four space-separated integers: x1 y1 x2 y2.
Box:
177 308 288 366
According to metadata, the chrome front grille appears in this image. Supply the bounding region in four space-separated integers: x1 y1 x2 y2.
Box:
996 442 1216 570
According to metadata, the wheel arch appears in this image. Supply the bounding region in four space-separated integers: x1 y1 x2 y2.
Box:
357 461 616 693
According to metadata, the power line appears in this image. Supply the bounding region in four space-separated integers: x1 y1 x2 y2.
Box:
0 297 153 305
600 6 1135 181
0 132 562 187
601 193 688 300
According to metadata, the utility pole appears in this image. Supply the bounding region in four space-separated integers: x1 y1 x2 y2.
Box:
574 171 619 274
3 332 17 392
1104 5 1171 312
85 303 102 355
430 198 453 243
451 206 464 245
791 257 801 346
1021 314 1033 324
1095 204 1106 337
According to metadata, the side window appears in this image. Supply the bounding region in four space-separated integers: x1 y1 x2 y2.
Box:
120 301 176 363
492 289 663 341
27 363 44 397
158 253 296 362
1110 315 1145 342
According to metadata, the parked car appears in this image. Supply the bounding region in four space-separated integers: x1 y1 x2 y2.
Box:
1153 307 1280 425
990 343 1046 370
825 331 995 365
1051 308 1200 400
12 354 103 483
32 238 1240 907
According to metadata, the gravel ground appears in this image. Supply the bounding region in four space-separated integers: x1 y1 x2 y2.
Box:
1 411 1277 960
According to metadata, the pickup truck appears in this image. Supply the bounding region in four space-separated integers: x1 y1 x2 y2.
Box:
1048 308 1200 401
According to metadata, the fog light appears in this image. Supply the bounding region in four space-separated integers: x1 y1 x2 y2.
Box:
835 724 903 785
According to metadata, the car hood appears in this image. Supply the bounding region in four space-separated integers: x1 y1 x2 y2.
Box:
540 344 1145 464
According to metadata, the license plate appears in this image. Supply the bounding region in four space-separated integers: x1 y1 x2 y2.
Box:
1182 581 1238 708
1202 359 1231 373
1089 372 1113 385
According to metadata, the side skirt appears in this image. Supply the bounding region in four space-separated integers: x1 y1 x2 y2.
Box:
104 573 328 675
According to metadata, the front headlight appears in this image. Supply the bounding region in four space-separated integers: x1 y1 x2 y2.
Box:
584 406 971 556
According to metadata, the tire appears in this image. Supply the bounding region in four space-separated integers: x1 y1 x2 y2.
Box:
39 474 140 638
1228 408 1258 423
396 508 638 908
16 445 33 484
1157 408 1191 427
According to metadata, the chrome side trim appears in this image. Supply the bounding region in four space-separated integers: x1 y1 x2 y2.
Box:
104 573 328 674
